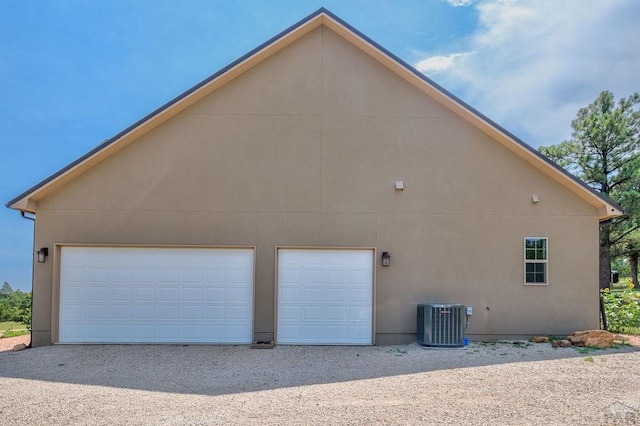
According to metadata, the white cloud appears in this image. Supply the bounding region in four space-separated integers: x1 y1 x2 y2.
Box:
416 52 472 74
416 0 640 147
443 0 475 6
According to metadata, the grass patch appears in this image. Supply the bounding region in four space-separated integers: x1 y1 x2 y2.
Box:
616 326 640 335
0 321 29 338
0 321 25 331
584 356 594 362
2 329 29 338
388 347 407 356
575 346 604 355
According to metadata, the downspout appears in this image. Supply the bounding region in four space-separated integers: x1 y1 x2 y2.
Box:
20 211 35 221
19 210 35 348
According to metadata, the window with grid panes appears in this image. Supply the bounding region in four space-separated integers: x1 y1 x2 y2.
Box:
525 238 547 284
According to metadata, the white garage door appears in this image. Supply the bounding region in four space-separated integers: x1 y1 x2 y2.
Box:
59 246 253 344
277 249 373 345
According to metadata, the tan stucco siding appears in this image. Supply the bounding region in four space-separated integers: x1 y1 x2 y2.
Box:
375 214 599 336
30 25 601 346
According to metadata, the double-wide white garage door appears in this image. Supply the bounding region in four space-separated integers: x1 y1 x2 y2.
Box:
277 249 373 345
59 247 254 344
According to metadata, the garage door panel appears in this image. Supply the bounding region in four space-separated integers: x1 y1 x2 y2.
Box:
279 306 300 320
303 270 322 284
303 305 323 320
63 285 85 301
86 286 109 301
158 305 179 319
349 306 371 320
325 326 347 340
349 270 371 284
59 247 254 344
303 287 324 301
63 268 86 283
112 287 132 300
63 304 85 320
277 249 373 345
325 288 347 302
203 287 225 301
280 287 301 302
203 306 225 319
281 270 302 284
159 270 180 284
134 304 156 320
87 305 109 319
181 270 203 283
302 324 324 340
326 306 347 320
134 287 155 300
156 287 177 301
87 271 110 284
326 270 347 284
112 305 132 320
133 324 155 339
111 269 133 283
182 306 202 320
227 287 250 302
181 287 203 301
349 288 371 303
111 325 132 339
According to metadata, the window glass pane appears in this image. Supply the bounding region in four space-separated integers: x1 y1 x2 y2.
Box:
536 239 546 249
525 264 546 283
537 249 547 260
525 249 536 260
525 239 536 249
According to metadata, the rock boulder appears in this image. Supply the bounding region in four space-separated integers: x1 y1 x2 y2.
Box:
567 330 616 348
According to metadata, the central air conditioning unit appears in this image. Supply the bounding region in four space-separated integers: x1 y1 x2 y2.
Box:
417 303 467 347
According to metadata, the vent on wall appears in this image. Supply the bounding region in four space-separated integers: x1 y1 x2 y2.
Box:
417 303 467 347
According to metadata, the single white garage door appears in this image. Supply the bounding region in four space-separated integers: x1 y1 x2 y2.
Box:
277 249 373 345
59 246 253 344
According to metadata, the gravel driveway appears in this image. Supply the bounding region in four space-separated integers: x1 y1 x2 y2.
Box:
1 342 639 425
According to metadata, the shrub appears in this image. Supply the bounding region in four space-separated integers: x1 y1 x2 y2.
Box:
601 287 640 333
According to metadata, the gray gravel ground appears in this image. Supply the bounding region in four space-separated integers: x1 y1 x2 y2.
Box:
0 341 639 425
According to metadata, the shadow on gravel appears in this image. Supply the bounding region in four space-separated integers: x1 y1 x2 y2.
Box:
0 341 638 396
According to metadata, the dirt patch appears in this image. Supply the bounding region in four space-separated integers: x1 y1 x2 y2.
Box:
0 334 30 352
621 333 640 347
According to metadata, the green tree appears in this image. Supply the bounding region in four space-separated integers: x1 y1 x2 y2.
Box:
0 282 32 326
540 91 640 289
1 282 13 296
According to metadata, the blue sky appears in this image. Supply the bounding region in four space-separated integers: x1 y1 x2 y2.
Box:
1 0 639 291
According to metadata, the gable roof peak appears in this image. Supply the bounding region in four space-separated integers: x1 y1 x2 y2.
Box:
6 8 622 220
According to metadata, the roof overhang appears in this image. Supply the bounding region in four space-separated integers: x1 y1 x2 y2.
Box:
6 8 623 221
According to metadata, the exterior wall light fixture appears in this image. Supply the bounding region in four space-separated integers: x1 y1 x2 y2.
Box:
36 247 49 263
381 251 390 267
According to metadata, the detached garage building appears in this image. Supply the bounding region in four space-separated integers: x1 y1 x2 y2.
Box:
7 9 621 347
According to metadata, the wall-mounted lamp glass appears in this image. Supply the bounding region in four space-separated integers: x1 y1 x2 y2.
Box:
36 247 49 263
381 251 390 267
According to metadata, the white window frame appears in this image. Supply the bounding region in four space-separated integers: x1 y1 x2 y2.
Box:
524 237 548 285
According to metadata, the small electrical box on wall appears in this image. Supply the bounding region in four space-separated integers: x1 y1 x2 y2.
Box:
466 306 473 316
